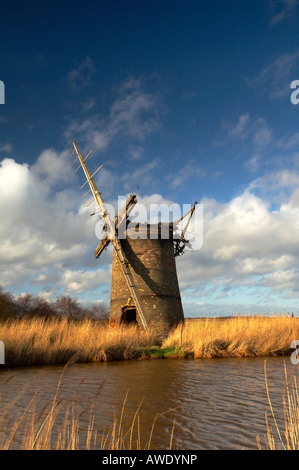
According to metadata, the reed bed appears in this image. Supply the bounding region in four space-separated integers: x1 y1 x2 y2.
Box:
0 315 298 367
257 360 299 450
0 357 177 450
163 315 299 359
1 317 299 449
0 317 160 367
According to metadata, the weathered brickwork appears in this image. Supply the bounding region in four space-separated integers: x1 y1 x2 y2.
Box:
110 223 185 333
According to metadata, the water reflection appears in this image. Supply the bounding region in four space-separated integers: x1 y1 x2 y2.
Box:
0 356 296 450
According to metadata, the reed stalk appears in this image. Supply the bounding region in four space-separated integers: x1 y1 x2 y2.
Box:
0 355 177 450
163 315 299 359
0 315 298 367
257 360 299 450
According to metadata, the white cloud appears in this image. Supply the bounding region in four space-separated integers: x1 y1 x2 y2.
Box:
277 131 299 149
269 0 298 27
259 269 297 289
228 113 251 140
31 148 76 186
228 114 273 148
64 77 162 156
176 174 299 311
63 56 95 93
245 154 262 172
108 78 160 140
225 113 273 171
0 157 104 295
82 99 95 113
61 267 112 295
247 48 299 99
127 144 144 161
167 161 204 189
2 150 299 314
248 169 299 203
252 118 273 148
122 157 161 192
0 143 13 153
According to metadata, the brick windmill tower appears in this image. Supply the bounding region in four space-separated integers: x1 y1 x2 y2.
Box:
71 142 197 333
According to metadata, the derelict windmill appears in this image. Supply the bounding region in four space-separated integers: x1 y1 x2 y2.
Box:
71 141 197 333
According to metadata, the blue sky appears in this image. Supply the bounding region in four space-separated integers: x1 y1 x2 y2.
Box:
1 0 299 316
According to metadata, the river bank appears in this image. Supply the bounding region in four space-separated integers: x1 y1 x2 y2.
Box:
0 315 298 367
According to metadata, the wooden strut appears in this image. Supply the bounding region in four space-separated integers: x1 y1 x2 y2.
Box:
94 193 137 258
173 200 198 257
179 200 197 240
71 141 149 331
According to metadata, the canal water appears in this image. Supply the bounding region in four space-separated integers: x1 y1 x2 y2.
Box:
0 356 296 450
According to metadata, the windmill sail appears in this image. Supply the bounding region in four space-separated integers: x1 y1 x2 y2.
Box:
94 193 137 258
71 141 149 331
173 201 197 257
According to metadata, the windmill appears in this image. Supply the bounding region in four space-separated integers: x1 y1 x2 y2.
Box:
71 141 197 333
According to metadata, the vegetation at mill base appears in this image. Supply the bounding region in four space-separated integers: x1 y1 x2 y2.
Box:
0 314 298 367
0 284 298 366
164 315 299 359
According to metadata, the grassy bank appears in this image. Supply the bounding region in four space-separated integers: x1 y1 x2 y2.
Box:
0 317 159 367
0 315 298 367
1 316 299 450
165 315 299 359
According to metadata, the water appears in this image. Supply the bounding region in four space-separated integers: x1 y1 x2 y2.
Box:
0 357 297 450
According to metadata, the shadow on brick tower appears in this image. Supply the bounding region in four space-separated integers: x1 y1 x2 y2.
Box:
71 141 197 334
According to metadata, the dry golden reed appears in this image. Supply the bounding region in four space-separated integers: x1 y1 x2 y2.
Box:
0 317 159 366
0 356 177 450
0 314 298 366
163 315 299 359
257 360 299 450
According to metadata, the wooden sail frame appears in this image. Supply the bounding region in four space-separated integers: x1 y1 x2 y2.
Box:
71 141 149 331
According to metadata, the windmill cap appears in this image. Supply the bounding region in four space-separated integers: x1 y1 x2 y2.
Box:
122 222 179 240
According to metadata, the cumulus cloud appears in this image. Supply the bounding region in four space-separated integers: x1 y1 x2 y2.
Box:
31 147 76 186
0 157 105 296
176 175 299 315
61 267 112 295
2 150 299 314
0 153 173 300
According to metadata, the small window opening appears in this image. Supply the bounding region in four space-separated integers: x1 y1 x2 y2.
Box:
121 306 137 325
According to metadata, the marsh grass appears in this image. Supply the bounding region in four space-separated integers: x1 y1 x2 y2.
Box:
256 360 299 450
0 317 160 366
2 317 299 450
163 315 299 359
0 355 177 450
0 315 298 367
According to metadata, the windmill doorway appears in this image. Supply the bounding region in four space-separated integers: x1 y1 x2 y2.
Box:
121 306 137 325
